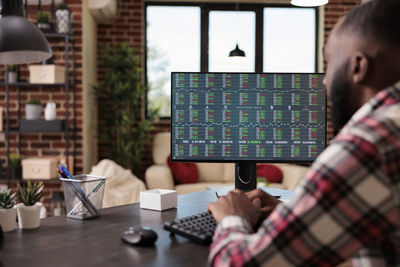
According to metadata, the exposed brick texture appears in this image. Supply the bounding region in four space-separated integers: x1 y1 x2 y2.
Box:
96 0 145 179
0 1 83 179
0 1 83 214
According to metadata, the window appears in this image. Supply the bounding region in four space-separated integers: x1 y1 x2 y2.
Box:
263 8 316 72
209 11 255 72
146 3 318 118
146 6 200 117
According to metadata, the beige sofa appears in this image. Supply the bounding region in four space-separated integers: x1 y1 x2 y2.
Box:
145 132 310 195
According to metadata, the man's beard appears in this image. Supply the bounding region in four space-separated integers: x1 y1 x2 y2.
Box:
330 61 355 134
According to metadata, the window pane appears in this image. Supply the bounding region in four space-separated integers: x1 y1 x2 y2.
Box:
263 8 316 72
209 11 255 72
147 6 200 117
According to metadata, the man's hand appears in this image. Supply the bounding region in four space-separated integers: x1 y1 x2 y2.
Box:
246 189 280 223
208 190 261 227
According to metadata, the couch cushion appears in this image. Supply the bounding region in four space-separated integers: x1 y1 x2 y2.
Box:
153 132 171 165
90 159 146 208
257 164 283 183
167 156 199 184
223 163 235 183
197 163 225 183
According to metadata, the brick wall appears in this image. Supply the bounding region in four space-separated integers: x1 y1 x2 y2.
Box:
0 1 84 175
325 0 362 41
96 0 147 178
0 0 84 213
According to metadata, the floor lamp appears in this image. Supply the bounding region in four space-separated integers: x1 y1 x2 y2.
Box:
0 0 52 188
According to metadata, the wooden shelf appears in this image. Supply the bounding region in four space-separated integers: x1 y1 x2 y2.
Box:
43 33 73 39
19 119 66 133
1 32 76 182
0 179 61 184
0 81 70 87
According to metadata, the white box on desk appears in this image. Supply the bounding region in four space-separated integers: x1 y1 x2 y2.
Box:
29 64 65 84
140 189 177 211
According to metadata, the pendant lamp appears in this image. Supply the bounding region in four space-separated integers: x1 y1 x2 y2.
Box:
229 44 246 57
228 3 246 58
0 0 52 64
291 0 328 7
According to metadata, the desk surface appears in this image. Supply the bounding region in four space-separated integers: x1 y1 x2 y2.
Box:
0 188 293 267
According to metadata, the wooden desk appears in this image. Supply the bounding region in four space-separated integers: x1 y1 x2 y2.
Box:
0 188 293 267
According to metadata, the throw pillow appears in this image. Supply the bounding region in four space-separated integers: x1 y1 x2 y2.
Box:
167 155 199 184
257 164 283 183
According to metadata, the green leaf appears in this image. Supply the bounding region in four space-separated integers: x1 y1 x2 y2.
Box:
0 189 17 208
92 42 154 171
17 181 44 206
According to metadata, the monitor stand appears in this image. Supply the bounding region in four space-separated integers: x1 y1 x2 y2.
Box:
235 162 257 192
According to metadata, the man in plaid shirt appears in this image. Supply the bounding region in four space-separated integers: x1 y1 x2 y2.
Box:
208 0 400 266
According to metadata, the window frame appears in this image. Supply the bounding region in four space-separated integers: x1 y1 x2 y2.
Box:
144 2 320 119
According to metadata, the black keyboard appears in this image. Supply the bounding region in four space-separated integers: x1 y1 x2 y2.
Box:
164 212 217 245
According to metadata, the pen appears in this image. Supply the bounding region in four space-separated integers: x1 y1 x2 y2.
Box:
68 179 105 215
215 192 220 199
60 165 74 179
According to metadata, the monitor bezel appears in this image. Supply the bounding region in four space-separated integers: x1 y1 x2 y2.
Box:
170 72 327 164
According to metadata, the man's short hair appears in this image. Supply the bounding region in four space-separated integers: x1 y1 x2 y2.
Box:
339 0 400 47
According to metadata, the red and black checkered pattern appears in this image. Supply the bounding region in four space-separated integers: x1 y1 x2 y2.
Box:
209 81 400 267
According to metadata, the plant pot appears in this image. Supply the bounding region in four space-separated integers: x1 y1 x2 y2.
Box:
7 72 17 83
25 104 42 120
17 203 42 229
0 207 17 232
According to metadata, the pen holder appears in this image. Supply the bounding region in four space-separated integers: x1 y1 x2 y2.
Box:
60 174 106 220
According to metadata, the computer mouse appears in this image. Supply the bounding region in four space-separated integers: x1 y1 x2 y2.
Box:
121 226 158 247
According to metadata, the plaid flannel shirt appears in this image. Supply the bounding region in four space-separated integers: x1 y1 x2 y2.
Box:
209 81 400 267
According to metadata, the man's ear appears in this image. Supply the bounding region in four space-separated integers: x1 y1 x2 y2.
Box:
350 52 369 84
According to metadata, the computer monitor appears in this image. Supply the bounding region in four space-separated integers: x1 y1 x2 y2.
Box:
171 72 326 191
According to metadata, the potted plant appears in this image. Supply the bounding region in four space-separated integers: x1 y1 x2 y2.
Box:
9 153 22 180
7 64 17 83
36 11 52 32
0 189 17 232
17 181 44 229
93 43 154 172
25 98 42 120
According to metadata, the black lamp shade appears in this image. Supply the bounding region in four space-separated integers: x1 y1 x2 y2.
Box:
291 0 328 7
229 44 246 57
0 0 52 64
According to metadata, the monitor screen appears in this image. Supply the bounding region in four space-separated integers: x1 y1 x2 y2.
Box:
171 72 326 163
